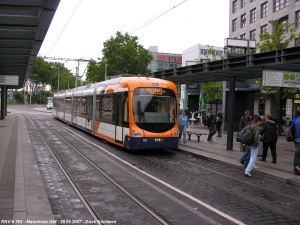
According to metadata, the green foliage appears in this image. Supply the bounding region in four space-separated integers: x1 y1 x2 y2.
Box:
86 59 105 83
31 57 54 85
257 20 296 51
86 31 152 82
202 45 223 105
201 82 223 103
13 91 24 103
30 57 76 92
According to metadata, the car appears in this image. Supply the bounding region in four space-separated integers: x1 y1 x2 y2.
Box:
47 103 53 110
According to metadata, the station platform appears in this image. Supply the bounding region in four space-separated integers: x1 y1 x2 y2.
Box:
1 107 300 222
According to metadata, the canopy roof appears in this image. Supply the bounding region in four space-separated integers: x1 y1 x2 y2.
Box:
151 46 300 84
0 0 60 89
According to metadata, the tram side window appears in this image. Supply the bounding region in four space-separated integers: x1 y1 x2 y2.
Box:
78 97 87 118
86 96 92 121
124 96 129 122
65 97 72 114
96 95 102 121
73 97 78 117
58 98 64 112
100 95 114 124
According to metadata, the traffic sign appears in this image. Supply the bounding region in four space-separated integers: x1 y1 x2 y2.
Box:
0 75 19 85
262 70 300 87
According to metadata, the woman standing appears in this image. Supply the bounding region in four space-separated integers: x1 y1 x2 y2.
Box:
216 109 223 137
259 114 278 164
179 110 189 143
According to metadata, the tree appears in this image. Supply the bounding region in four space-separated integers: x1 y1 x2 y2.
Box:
256 19 300 134
86 59 105 83
86 31 152 82
201 45 223 110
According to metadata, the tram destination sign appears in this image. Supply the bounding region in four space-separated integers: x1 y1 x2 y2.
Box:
262 70 300 88
0 75 19 85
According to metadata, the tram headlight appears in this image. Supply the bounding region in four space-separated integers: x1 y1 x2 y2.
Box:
173 130 179 137
133 130 142 137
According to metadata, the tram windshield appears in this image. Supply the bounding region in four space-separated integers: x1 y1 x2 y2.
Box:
133 88 177 132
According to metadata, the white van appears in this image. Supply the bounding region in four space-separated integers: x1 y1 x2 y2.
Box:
47 97 53 110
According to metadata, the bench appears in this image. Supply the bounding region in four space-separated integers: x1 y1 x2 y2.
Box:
186 130 207 142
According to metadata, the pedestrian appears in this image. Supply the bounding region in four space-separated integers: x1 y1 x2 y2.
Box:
243 116 263 177
216 109 223 137
179 110 188 143
292 111 300 175
207 110 216 141
259 114 278 164
239 110 252 152
178 103 183 117
239 115 261 168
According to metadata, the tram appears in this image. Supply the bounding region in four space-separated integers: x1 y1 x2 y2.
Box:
53 75 179 150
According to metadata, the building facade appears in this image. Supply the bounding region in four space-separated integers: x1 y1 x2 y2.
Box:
228 0 300 124
229 0 300 48
147 46 182 73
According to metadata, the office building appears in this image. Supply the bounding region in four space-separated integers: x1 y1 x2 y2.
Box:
147 46 182 73
229 0 300 48
228 0 300 122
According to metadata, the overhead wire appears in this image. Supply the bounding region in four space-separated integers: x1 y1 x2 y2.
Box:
129 0 188 35
45 0 83 57
90 0 188 59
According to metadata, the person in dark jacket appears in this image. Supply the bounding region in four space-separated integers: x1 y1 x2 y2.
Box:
292 111 300 175
259 114 278 163
207 110 216 141
216 109 223 137
239 110 252 152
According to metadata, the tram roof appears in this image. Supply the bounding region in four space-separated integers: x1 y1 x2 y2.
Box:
150 46 300 84
0 0 60 89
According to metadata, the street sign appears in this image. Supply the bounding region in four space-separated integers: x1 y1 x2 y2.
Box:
262 70 300 87
0 75 19 85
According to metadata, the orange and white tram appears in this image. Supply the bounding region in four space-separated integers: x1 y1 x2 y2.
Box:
53 75 179 150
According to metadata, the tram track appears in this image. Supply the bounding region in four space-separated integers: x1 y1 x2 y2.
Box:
142 155 300 222
33 115 245 225
27 116 170 225
29 115 300 224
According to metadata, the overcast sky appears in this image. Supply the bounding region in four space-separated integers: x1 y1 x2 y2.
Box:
38 0 229 76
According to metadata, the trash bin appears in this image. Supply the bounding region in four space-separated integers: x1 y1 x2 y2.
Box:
258 140 263 156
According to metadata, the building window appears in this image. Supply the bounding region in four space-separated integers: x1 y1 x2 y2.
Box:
261 24 267 33
250 29 256 40
296 11 300 29
232 19 237 32
241 0 246 8
296 38 299 46
201 49 208 55
261 2 268 18
232 0 237 13
240 34 246 39
241 14 246 28
274 0 289 12
279 16 288 33
250 8 256 23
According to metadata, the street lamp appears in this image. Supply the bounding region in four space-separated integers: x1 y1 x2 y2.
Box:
51 66 60 92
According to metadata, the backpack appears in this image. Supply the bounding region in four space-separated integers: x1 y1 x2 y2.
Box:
236 127 245 142
241 125 254 145
285 125 295 142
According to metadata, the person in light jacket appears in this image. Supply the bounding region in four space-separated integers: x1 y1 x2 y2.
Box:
179 110 189 143
259 114 278 164
243 116 263 177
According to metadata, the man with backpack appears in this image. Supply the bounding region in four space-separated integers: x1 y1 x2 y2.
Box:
241 116 263 177
239 110 252 152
